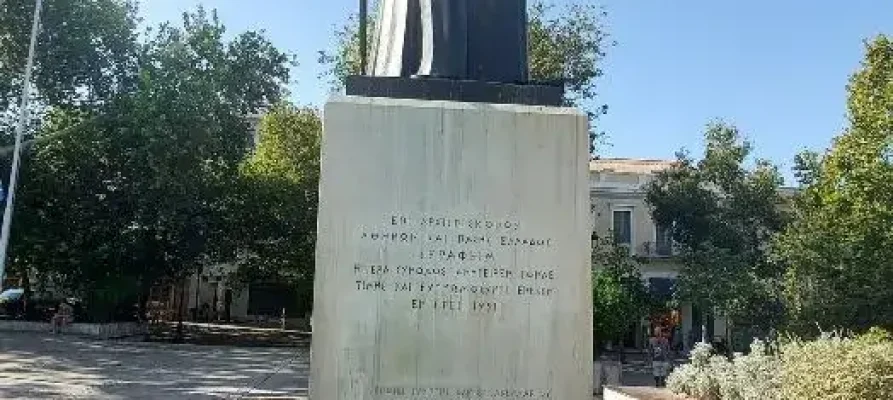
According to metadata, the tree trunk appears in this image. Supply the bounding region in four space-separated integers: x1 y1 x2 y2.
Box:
21 272 31 320
174 281 186 343
193 265 202 321
619 339 625 363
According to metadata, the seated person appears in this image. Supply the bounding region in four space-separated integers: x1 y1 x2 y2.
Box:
51 300 74 333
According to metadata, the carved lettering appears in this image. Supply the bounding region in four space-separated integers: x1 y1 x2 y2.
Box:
419 249 495 262
372 385 552 398
499 236 553 247
355 280 385 291
360 231 418 243
352 214 559 314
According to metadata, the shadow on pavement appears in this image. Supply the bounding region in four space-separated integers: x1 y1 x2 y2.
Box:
0 332 309 399
148 322 311 348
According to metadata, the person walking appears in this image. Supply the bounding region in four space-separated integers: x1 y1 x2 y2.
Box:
649 328 671 387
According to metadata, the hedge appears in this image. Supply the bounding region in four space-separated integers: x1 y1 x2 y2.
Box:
668 328 893 400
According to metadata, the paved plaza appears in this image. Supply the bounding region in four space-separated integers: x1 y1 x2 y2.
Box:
0 332 308 399
0 330 666 399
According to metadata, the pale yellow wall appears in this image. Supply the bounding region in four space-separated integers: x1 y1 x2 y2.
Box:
591 195 656 250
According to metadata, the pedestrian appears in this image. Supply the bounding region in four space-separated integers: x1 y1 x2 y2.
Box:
650 328 671 387
51 300 74 334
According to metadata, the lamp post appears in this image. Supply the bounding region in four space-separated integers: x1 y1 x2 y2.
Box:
0 0 43 291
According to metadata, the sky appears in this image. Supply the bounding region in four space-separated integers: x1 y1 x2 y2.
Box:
140 0 893 185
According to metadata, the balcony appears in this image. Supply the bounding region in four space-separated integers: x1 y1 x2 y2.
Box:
640 241 674 258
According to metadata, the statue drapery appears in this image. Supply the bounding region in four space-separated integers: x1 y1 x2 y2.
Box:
371 0 529 83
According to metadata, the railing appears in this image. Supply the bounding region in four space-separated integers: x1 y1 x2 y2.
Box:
641 241 674 258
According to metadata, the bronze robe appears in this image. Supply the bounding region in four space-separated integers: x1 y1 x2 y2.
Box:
372 0 528 83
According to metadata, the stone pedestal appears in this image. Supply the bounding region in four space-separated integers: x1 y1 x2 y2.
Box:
311 96 592 399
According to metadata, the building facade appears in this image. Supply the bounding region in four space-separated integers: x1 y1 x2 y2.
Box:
589 158 728 351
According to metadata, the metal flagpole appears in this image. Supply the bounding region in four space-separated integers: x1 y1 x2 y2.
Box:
359 0 368 75
0 0 43 291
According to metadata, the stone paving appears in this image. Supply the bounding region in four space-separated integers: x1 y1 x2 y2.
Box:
0 332 308 399
1 331 673 399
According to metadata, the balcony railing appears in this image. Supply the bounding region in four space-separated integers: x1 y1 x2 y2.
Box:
640 241 674 258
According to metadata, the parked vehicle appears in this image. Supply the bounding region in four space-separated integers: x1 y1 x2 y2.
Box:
0 289 87 322
0 288 25 319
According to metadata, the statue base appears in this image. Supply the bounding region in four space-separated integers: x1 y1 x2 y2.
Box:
345 76 564 106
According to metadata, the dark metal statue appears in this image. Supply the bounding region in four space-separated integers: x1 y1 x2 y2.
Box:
370 0 528 83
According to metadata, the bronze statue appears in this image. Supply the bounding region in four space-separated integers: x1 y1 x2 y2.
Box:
372 0 528 83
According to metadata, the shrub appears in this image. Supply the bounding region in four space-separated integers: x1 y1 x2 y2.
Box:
721 339 781 400
780 330 893 400
671 329 893 400
667 342 729 400
668 340 780 400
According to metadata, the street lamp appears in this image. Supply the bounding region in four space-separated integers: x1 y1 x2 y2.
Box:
0 0 43 291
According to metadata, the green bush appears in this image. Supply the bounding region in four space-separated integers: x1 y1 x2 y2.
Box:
721 340 781 400
780 330 893 400
667 342 728 400
670 329 893 400
668 340 780 400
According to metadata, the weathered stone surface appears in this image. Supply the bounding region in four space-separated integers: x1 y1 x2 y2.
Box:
311 96 592 400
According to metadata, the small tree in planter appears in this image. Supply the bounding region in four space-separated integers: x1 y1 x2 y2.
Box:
592 235 650 361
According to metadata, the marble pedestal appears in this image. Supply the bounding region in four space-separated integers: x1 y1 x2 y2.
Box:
311 96 592 400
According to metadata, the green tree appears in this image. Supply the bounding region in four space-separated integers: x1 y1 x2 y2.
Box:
774 35 893 334
226 103 321 316
645 122 788 337
592 235 650 356
10 7 294 321
318 0 613 153
0 0 139 139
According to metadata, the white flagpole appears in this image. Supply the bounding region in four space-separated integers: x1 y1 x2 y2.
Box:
0 0 43 291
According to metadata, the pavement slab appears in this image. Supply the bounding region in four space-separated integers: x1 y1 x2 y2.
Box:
0 332 308 399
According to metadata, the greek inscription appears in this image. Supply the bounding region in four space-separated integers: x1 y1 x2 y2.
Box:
426 233 448 243
419 216 521 231
517 285 555 297
519 269 555 280
353 263 390 275
455 267 513 279
472 300 499 312
498 236 553 247
372 385 552 398
419 249 495 262
355 280 385 291
374 386 406 396
353 215 560 314
360 231 418 243
410 298 470 311
395 265 447 277
457 233 491 244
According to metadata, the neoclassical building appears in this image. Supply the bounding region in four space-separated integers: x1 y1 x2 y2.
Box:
590 158 724 351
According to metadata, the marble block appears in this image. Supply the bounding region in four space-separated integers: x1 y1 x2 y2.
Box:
311 95 592 400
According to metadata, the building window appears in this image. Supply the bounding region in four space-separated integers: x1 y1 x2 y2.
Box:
655 224 673 256
612 209 632 246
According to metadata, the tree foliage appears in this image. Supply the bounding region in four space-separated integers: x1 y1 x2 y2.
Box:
774 35 893 334
318 0 613 153
9 7 294 320
591 234 650 349
645 122 787 331
0 0 139 139
226 103 321 316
